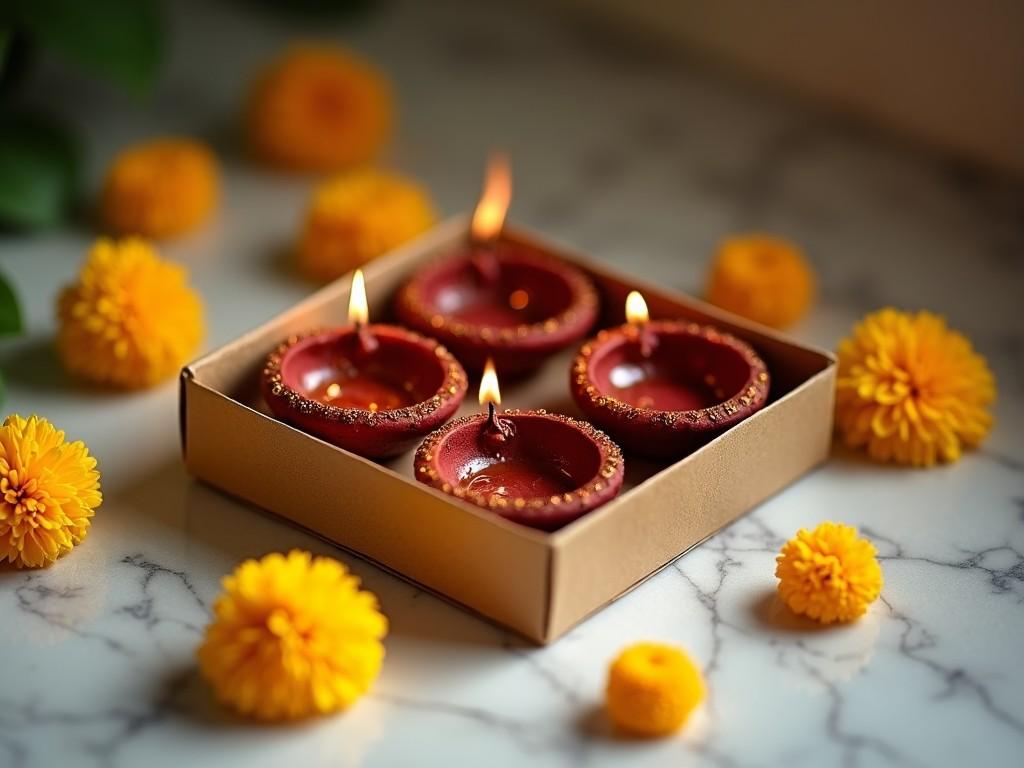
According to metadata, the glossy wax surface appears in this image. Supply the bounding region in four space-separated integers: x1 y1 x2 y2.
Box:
458 455 579 498
605 360 719 411
428 249 575 328
592 329 750 412
301 361 417 411
281 328 442 412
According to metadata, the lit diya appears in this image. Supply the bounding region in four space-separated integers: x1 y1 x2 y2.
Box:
395 154 599 374
415 358 624 530
570 291 770 459
262 270 468 458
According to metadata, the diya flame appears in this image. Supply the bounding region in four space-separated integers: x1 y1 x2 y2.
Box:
471 153 511 243
479 357 502 407
349 268 369 326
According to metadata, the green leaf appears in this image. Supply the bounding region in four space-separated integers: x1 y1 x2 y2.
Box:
0 271 21 336
0 111 79 229
7 0 161 96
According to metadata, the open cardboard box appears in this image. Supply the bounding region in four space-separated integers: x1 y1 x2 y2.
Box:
180 217 836 644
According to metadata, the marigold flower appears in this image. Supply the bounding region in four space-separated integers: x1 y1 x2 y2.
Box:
0 415 101 568
247 46 393 172
198 550 387 721
57 238 205 389
605 642 704 737
298 168 436 281
100 138 220 238
836 308 995 467
706 234 815 328
776 522 882 624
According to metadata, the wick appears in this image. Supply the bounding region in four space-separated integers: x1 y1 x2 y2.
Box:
353 321 379 355
470 238 501 285
482 401 514 447
628 322 657 358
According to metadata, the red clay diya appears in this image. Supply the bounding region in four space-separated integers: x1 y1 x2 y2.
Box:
395 154 598 374
570 291 770 459
262 270 468 459
415 359 624 530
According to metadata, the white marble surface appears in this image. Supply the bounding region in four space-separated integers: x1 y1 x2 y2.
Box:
2 1 1023 766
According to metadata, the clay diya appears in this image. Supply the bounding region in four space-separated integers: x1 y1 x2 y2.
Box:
415 358 624 530
262 270 468 459
395 154 598 374
570 291 770 459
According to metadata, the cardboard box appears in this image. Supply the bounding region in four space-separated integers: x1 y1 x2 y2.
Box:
180 217 836 644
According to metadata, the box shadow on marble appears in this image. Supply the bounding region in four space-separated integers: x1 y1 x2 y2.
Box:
179 217 836 644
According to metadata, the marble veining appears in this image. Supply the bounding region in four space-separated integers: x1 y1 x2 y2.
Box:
1 0 1023 766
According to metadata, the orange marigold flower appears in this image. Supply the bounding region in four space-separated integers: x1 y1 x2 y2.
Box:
0 414 101 568
706 234 815 328
247 45 393 172
836 308 995 466
57 238 205 389
100 138 220 238
776 522 882 624
198 550 387 721
605 642 704 737
298 168 436 281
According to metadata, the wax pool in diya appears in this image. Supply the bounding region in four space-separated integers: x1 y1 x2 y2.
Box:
415 359 625 530
262 270 468 458
396 154 599 375
570 292 770 458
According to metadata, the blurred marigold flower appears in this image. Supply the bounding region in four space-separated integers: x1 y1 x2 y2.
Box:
706 234 814 328
0 414 101 568
247 45 393 172
836 308 995 466
776 522 882 623
605 642 704 737
198 550 388 721
298 168 436 281
101 138 220 238
57 238 205 388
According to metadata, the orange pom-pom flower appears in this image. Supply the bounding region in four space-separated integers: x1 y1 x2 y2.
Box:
706 234 814 328
100 138 219 238
57 238 205 388
298 168 436 281
776 522 882 624
0 414 101 568
605 642 705 737
836 308 995 466
198 550 388 721
247 46 393 172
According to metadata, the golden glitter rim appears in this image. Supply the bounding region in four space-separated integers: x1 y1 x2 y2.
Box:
395 251 600 347
413 409 624 519
262 325 468 427
571 320 770 428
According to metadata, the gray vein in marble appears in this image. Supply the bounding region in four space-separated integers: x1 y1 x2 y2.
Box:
13 575 135 656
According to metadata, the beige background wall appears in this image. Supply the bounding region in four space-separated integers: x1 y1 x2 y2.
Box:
568 0 1024 175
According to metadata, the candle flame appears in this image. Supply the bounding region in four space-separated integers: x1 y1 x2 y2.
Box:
625 291 649 325
479 357 501 406
471 152 511 243
349 269 369 326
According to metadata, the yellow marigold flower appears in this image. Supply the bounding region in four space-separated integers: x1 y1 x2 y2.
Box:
198 550 387 721
605 642 704 737
100 138 220 238
298 168 436 281
0 414 101 568
836 308 995 467
706 234 815 328
57 238 205 389
776 522 882 624
247 46 393 172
